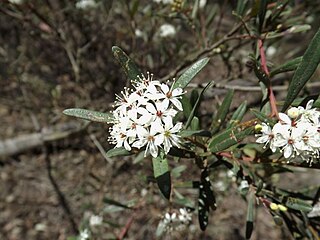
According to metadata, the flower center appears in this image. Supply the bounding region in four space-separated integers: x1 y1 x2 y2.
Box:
166 91 172 98
147 135 155 142
156 110 163 117
288 139 294 144
120 133 126 139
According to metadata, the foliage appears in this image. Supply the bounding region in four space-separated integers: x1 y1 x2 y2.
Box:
2 0 320 239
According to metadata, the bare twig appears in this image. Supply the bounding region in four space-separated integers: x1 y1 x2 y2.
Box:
90 134 113 164
186 80 320 92
159 21 245 81
0 121 89 158
43 147 79 235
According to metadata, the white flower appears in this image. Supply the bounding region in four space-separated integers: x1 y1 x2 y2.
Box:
266 46 277 57
287 107 300 119
89 215 103 226
163 212 177 224
108 72 185 158
298 100 320 124
160 83 184 111
109 124 136 151
256 100 320 162
158 24 176 38
255 123 277 152
132 123 163 157
178 208 192 224
79 229 90 240
75 0 97 9
8 0 23 4
273 125 304 158
199 0 207 8
158 119 183 153
146 101 177 126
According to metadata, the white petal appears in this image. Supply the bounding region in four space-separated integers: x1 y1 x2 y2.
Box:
171 122 183 133
160 83 170 93
155 134 164 146
283 145 293 158
278 113 291 125
172 88 183 97
132 139 147 149
124 140 132 151
146 103 156 114
256 135 269 144
170 98 183 111
306 100 314 110
150 121 164 135
149 142 158 158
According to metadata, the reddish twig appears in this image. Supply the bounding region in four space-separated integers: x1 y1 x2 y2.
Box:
117 215 134 240
258 39 279 117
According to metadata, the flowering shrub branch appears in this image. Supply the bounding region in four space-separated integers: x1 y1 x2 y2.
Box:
63 2 320 239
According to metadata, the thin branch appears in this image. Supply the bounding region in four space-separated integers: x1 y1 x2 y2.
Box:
43 147 79 235
159 21 245 81
89 133 113 164
186 80 320 92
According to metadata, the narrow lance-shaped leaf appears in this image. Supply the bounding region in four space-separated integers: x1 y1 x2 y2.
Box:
236 0 249 16
211 89 234 134
227 101 247 128
63 108 113 123
106 147 132 158
152 152 171 200
172 58 210 90
270 56 302 77
103 196 133 209
258 0 267 33
198 169 216 231
185 82 214 129
246 191 255 239
208 124 255 153
282 197 313 212
282 28 320 111
112 46 141 81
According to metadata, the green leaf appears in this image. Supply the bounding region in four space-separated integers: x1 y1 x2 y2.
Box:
171 165 187 178
106 147 132 158
198 169 216 231
103 197 133 209
236 0 249 16
112 46 141 81
250 108 276 125
283 197 313 212
181 95 193 118
179 129 211 138
63 108 113 123
270 56 302 77
227 101 247 128
172 58 210 90
208 125 254 153
211 89 234 134
246 191 255 239
258 0 267 33
152 152 171 200
282 28 320 111
185 82 214 129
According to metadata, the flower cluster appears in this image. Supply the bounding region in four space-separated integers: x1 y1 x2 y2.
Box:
108 73 184 158
158 208 193 233
256 100 320 163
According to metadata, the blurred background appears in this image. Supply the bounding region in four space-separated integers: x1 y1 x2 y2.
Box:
0 0 319 239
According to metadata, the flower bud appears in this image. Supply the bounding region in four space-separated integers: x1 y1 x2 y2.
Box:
278 204 288 212
254 124 263 132
287 107 300 119
270 203 279 210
